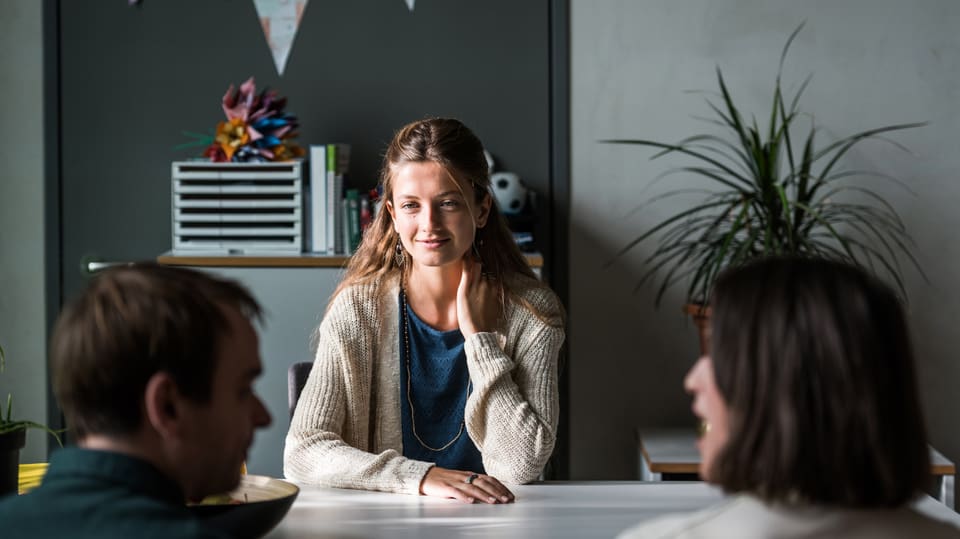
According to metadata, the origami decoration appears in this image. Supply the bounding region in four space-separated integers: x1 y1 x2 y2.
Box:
199 77 304 163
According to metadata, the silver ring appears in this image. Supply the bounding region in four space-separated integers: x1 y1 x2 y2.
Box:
464 473 479 485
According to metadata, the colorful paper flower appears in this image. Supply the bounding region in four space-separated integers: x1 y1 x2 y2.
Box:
199 76 304 163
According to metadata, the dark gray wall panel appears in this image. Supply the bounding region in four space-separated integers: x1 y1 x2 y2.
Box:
59 0 553 300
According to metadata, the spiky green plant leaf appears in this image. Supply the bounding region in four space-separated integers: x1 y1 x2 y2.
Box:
602 23 925 306
0 342 63 446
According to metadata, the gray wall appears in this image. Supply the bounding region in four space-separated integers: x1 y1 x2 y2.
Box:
0 0 48 462
570 0 960 487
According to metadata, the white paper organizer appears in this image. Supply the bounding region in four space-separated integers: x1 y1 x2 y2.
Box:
171 161 303 254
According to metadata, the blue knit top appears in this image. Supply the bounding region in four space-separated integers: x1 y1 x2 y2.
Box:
399 292 484 472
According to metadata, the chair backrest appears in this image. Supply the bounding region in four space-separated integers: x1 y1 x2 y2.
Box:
287 361 313 419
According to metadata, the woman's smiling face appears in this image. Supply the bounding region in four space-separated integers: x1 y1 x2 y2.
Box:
387 161 490 271
684 356 730 482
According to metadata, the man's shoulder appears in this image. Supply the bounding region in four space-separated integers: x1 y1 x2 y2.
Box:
0 487 229 539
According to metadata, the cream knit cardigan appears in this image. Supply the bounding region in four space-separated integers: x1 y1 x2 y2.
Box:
283 273 564 494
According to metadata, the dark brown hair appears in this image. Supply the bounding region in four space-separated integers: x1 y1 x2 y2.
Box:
332 118 556 323
50 263 263 439
708 257 930 507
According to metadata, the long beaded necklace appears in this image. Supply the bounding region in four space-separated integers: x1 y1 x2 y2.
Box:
401 289 471 452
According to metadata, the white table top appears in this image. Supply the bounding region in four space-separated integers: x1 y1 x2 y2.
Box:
265 481 960 538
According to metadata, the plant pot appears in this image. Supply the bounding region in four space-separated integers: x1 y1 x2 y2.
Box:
0 429 26 497
683 303 712 356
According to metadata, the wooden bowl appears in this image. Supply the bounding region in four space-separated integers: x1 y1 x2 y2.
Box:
188 474 299 539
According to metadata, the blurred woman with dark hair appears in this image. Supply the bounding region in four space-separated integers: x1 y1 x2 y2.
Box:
620 257 959 538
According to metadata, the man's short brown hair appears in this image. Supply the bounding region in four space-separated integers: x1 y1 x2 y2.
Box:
50 263 263 439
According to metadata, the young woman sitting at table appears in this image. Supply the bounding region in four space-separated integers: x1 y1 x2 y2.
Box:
620 257 960 538
284 118 565 504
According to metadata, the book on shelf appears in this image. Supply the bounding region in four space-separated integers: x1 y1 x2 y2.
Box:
306 145 327 253
305 142 352 254
345 189 361 253
359 194 373 238
340 197 351 256
326 143 351 254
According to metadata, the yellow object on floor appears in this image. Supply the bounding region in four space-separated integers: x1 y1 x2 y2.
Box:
18 462 49 495
17 461 246 495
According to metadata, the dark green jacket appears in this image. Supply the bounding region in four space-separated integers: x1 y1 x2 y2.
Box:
0 447 229 539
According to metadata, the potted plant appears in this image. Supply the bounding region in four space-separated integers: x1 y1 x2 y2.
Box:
0 343 61 496
603 24 924 352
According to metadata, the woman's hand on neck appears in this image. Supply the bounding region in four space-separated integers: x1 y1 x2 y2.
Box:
456 255 498 338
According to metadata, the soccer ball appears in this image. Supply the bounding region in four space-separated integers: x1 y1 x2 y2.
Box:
491 172 527 215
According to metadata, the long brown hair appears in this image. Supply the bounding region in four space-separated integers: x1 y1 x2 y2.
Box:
331 118 544 317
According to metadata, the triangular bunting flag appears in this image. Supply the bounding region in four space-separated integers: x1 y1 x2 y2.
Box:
253 0 309 76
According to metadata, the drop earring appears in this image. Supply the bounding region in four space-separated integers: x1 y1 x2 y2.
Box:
395 242 405 267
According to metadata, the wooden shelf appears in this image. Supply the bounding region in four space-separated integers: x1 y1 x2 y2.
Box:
157 251 544 269
157 252 350 268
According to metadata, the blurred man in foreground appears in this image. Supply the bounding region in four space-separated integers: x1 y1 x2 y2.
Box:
0 263 271 538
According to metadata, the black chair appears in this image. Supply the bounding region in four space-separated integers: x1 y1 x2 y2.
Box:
287 361 313 419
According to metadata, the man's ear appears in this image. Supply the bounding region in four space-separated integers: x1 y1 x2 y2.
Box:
143 372 184 438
